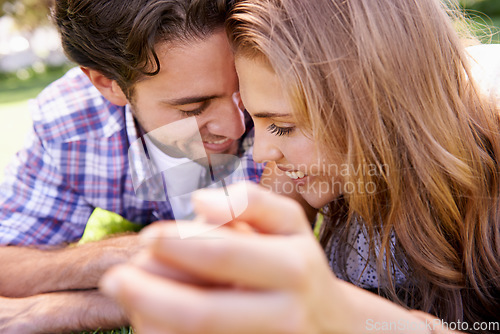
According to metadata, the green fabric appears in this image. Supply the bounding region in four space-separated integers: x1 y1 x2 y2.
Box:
78 208 143 244
313 213 324 240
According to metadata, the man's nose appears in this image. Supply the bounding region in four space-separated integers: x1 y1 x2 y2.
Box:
204 98 246 139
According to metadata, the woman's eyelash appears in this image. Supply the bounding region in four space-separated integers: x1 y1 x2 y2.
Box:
267 123 294 136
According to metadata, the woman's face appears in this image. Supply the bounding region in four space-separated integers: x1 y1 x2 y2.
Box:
236 56 343 208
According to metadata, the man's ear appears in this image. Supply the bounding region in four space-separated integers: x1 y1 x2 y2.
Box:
80 67 129 106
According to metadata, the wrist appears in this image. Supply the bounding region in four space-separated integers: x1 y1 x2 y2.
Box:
1 296 46 334
86 234 139 275
27 291 129 333
317 276 359 333
337 280 432 334
55 234 139 291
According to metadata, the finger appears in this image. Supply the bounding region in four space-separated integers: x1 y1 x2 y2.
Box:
192 182 311 235
130 250 207 286
140 222 317 290
131 315 177 334
101 265 198 334
101 265 302 334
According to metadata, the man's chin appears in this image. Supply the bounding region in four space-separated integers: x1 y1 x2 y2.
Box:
165 139 239 166
198 140 240 169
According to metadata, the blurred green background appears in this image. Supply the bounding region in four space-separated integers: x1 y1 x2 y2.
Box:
460 0 500 43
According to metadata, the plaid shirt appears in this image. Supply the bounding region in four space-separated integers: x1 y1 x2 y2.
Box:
0 68 264 246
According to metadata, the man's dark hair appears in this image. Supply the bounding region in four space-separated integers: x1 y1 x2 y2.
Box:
53 0 231 96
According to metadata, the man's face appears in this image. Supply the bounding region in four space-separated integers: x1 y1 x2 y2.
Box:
129 30 245 160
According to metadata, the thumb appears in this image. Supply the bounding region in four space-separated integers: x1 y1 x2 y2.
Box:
191 182 311 235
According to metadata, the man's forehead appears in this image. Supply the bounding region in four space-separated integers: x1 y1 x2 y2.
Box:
131 31 236 104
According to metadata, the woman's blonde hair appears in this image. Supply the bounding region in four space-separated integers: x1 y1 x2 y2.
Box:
227 0 500 327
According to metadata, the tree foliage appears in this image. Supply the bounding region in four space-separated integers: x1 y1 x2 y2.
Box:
0 0 54 31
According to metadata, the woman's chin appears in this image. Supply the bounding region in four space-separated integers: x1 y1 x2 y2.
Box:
300 191 337 210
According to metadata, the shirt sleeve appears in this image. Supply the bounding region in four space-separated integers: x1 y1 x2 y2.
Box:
0 113 93 246
237 127 266 184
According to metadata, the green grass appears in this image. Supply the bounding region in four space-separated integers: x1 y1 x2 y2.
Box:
0 100 33 184
0 64 74 104
0 65 74 183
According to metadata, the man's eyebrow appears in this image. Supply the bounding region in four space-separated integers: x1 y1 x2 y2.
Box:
253 112 292 118
164 95 220 106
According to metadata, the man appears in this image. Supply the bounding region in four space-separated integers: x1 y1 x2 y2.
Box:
0 0 264 332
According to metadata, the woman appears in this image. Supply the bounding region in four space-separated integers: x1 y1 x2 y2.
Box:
101 0 499 332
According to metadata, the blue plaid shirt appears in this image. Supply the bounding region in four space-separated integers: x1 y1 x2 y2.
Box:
0 68 264 246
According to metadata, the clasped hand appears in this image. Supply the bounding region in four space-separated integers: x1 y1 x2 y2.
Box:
101 183 355 334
